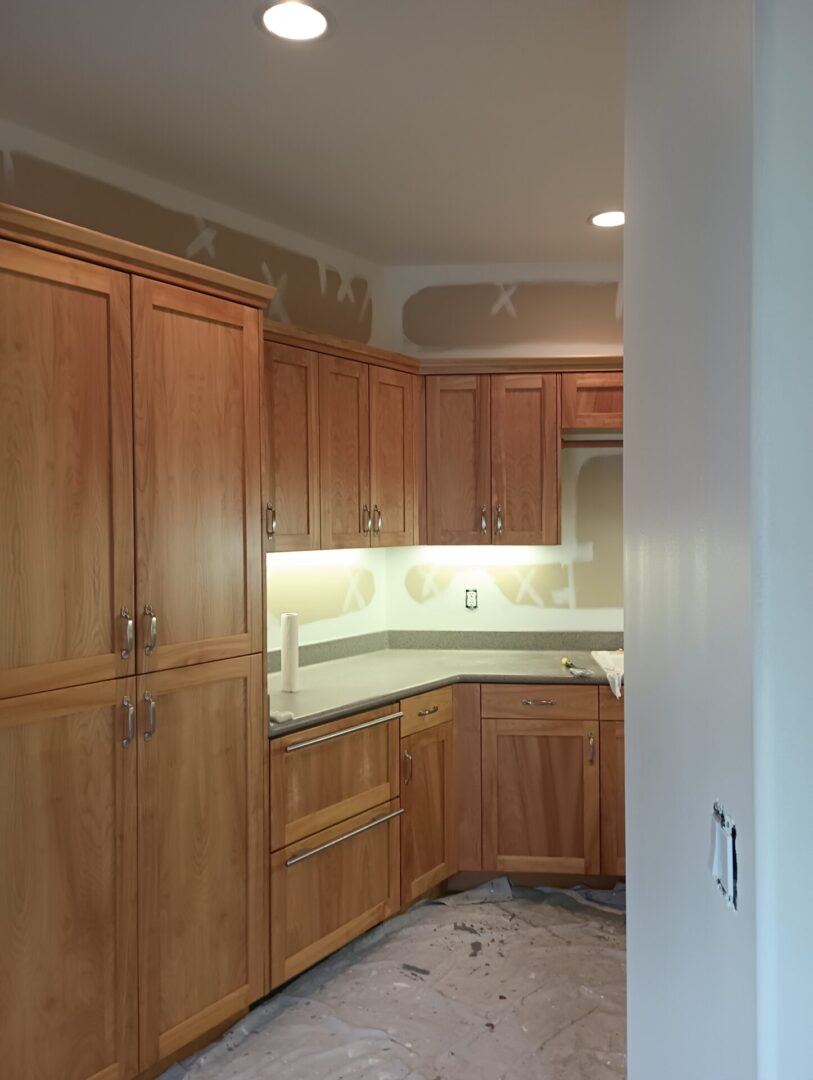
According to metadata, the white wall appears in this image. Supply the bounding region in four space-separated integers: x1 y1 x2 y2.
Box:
752 3 813 1076
624 3 756 1079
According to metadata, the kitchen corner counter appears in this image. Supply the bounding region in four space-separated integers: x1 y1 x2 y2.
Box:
267 647 615 736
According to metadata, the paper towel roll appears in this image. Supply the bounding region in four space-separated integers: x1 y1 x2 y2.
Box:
281 613 299 693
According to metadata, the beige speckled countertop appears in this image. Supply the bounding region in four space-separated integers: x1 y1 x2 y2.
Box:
267 648 615 737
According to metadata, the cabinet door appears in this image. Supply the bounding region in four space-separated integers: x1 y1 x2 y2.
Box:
263 342 320 552
401 722 457 905
271 801 401 988
482 718 600 874
0 679 138 1080
491 373 560 544
0 240 135 700
600 720 625 875
426 375 491 544
270 706 401 850
369 365 416 547
137 656 264 1069
319 355 371 548
132 278 262 673
561 372 623 431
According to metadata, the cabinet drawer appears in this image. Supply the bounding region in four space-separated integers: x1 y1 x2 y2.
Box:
480 683 598 721
561 372 623 431
400 685 454 737
270 705 401 850
599 686 624 721
270 800 402 987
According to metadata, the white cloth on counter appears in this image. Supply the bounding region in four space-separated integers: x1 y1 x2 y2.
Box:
591 649 624 698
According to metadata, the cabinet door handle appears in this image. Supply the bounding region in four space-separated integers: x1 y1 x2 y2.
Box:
284 711 403 752
285 808 404 867
373 505 382 534
121 697 135 748
495 504 504 536
143 691 156 741
120 607 134 659
522 698 557 707
588 732 595 765
362 504 372 534
266 503 277 538
144 605 158 655
403 749 414 785
417 705 439 717
480 505 488 534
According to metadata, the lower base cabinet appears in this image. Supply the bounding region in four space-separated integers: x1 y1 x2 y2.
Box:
400 721 457 905
270 800 402 989
482 717 601 875
600 720 626 875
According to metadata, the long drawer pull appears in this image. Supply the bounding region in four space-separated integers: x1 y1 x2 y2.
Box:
417 705 439 717
521 698 558 707
285 808 404 867
284 711 403 752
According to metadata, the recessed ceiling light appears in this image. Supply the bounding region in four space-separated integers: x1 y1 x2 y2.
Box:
590 210 625 228
262 2 328 41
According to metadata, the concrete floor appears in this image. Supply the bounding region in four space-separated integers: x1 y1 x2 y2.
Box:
163 882 626 1080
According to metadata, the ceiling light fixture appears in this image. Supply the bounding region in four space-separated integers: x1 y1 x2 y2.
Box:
262 1 328 41
590 210 625 228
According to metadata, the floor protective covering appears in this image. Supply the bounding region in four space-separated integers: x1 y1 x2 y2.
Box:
162 881 626 1080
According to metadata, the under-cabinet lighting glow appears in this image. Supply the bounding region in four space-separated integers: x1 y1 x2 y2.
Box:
261 2 328 41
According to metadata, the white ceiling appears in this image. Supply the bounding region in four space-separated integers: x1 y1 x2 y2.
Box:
0 0 624 266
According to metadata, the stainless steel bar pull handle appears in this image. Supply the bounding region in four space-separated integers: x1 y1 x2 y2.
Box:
120 607 134 659
285 711 403 752
143 691 156 741
417 705 439 717
285 808 404 867
522 698 557 707
588 732 595 765
144 605 157 655
480 505 488 534
496 504 504 536
122 697 135 748
403 749 414 785
266 503 277 539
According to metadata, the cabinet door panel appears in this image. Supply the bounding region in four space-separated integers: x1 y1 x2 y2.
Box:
137 656 264 1068
271 801 401 988
0 240 134 699
0 679 138 1080
370 365 416 547
401 722 456 904
270 706 401 850
319 356 370 548
482 718 600 874
600 720 625 876
133 278 261 672
263 342 320 551
426 375 491 544
561 372 623 431
491 373 560 544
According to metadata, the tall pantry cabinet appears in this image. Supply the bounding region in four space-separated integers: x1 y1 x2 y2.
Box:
0 206 271 1080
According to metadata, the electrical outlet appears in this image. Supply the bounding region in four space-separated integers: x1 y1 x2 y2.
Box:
465 589 478 610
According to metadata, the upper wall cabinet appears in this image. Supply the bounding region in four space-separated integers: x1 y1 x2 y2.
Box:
426 375 492 545
263 342 321 552
561 372 623 431
319 355 372 549
369 365 416 547
491 374 560 545
133 278 262 672
0 240 135 700
426 373 561 545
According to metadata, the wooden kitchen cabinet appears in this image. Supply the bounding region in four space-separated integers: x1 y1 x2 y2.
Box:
270 705 402 850
0 240 135 700
482 716 601 874
561 372 623 431
132 278 262 673
136 655 264 1069
401 720 457 905
319 355 371 548
271 800 402 987
426 374 492 544
262 342 320 551
0 679 138 1080
491 374 561 544
600 708 625 876
370 365 417 546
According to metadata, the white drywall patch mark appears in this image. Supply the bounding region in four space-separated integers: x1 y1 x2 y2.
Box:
491 283 518 318
186 215 217 260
